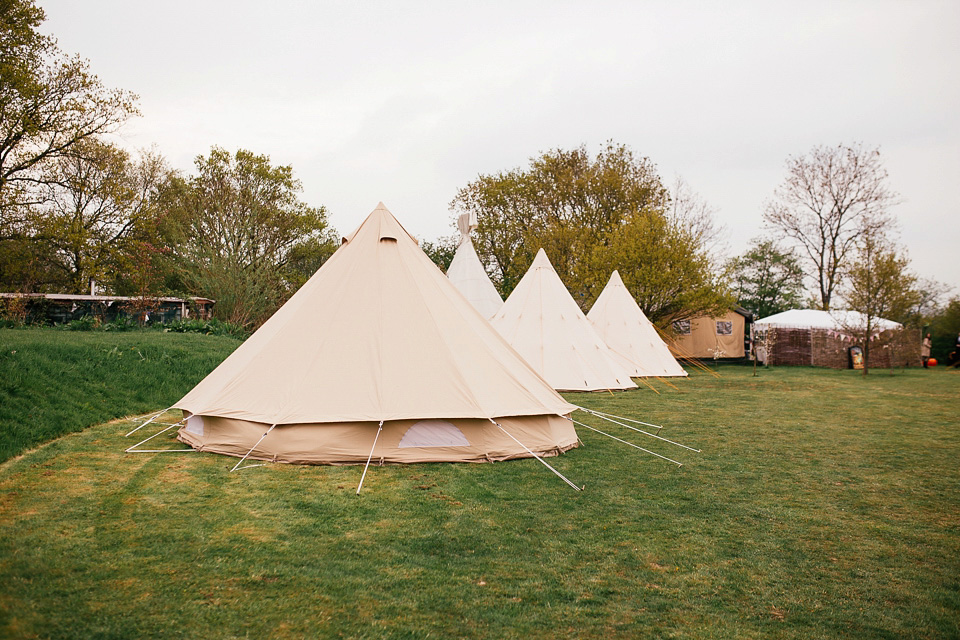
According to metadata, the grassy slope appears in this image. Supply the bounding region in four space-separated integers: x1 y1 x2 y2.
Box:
0 329 241 462
0 350 958 638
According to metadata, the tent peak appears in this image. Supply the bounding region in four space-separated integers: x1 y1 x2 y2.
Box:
531 248 555 271
342 202 418 246
457 212 478 241
446 219 503 319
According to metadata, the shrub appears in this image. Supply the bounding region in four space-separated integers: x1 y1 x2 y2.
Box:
0 296 29 327
102 316 139 332
67 315 99 331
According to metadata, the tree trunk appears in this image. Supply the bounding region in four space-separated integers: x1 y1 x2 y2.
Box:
862 317 873 376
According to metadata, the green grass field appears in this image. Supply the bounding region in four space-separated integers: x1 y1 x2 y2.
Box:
0 330 958 639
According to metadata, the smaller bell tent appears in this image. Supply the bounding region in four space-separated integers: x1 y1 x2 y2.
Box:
446 212 503 319
490 249 637 392
588 270 687 377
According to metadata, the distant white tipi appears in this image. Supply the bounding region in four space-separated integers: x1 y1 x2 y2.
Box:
446 212 503 319
588 270 687 378
490 249 637 392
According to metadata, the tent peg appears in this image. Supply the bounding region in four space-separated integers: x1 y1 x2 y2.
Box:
230 424 277 472
125 406 174 437
571 418 683 467
356 421 384 495
489 418 582 492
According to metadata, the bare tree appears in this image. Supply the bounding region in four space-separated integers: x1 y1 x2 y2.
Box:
669 175 727 265
763 143 898 310
903 276 951 327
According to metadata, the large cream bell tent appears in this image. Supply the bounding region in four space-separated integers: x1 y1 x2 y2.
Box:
446 212 503 319
174 204 579 465
588 270 687 378
490 249 637 392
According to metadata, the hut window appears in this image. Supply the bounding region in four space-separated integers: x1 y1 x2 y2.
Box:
673 319 691 335
716 321 733 335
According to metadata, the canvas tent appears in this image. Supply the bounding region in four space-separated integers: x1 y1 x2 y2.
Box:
174 203 579 465
670 307 752 359
446 212 503 319
490 249 637 392
587 271 687 378
752 309 909 368
753 309 901 333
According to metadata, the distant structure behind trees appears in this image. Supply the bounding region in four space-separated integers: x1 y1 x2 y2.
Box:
0 292 213 326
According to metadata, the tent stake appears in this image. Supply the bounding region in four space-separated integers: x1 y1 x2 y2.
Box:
575 406 663 430
635 377 661 394
125 420 185 452
658 377 680 391
575 406 701 453
125 406 174 437
356 421 384 495
571 418 682 467
489 419 582 491
230 424 277 472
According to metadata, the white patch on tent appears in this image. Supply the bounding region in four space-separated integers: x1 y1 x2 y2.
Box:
398 420 470 448
185 414 204 436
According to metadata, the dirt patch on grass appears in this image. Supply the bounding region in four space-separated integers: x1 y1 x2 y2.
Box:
156 463 191 484
215 523 274 544
38 467 96 498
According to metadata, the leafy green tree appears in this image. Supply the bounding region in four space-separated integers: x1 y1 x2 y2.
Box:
450 142 726 323
30 139 166 294
0 0 138 236
451 142 669 299
0 233 58 291
587 210 731 326
165 147 335 327
280 235 340 290
842 230 920 374
763 143 897 310
420 234 458 272
927 296 960 363
727 239 805 319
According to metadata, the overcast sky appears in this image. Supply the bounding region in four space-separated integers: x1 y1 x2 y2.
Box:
41 0 960 294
